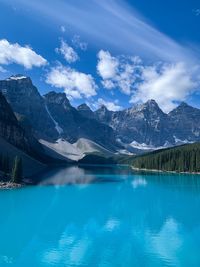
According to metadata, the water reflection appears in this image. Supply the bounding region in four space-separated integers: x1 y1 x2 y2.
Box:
31 165 132 185
132 177 147 189
0 166 200 266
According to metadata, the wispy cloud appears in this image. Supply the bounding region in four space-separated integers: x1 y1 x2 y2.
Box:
193 9 200 16
72 35 87 51
60 25 66 33
2 0 197 63
56 40 79 63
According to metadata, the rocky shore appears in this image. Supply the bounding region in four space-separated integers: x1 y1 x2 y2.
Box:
131 166 200 175
0 182 23 189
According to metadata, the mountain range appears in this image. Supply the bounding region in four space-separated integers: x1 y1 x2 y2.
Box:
0 74 200 172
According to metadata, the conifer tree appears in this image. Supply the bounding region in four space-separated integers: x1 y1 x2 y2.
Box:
11 156 23 184
124 143 200 173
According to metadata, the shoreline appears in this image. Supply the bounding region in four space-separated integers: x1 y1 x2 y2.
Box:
131 166 200 175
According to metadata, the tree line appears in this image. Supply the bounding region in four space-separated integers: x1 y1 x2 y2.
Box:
125 143 200 173
0 155 23 183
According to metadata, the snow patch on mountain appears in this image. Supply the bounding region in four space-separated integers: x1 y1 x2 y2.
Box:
129 140 171 150
6 75 27 81
173 136 194 145
45 104 64 135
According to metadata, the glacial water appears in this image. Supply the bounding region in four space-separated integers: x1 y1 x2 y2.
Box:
0 165 200 267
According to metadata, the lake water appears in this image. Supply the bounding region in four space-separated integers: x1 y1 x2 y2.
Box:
0 165 200 267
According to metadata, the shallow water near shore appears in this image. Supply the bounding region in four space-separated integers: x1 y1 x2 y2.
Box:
0 165 200 267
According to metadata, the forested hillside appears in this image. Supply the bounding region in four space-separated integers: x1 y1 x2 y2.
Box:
123 143 200 173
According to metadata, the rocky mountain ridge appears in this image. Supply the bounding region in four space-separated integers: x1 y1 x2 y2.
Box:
93 100 200 147
1 74 200 154
0 75 117 153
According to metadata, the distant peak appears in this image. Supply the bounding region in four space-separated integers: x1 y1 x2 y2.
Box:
171 102 193 111
145 99 158 106
140 99 161 111
178 101 189 108
44 91 70 105
169 101 197 115
6 74 28 81
99 104 108 110
77 103 92 111
131 99 165 114
77 103 95 119
44 91 66 98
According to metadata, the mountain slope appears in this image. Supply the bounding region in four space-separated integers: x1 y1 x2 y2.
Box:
95 100 174 146
0 137 45 177
0 91 28 151
40 139 83 161
74 138 115 157
40 137 115 161
77 104 95 119
44 91 117 149
168 102 200 142
0 91 48 177
2 74 200 154
0 75 58 141
0 75 118 155
0 90 44 158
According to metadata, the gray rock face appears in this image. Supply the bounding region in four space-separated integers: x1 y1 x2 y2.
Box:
117 100 173 146
77 104 95 119
0 91 26 150
0 91 44 159
44 92 117 150
2 75 200 150
0 75 58 141
95 105 113 125
0 76 117 150
168 102 200 142
95 100 200 147
95 100 173 146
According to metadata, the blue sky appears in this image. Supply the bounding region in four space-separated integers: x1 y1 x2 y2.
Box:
0 0 200 112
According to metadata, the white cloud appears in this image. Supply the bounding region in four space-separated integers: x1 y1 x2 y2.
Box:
97 50 118 79
0 39 47 69
56 40 79 63
60 25 66 32
97 50 200 112
97 50 141 95
92 98 122 111
46 65 97 99
72 35 87 51
130 62 199 112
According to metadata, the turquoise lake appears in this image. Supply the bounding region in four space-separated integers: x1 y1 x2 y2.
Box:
0 165 200 267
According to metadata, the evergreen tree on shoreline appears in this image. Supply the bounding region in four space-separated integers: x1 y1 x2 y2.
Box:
11 156 23 184
122 143 200 173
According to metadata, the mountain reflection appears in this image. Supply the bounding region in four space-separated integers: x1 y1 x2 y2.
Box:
31 165 132 185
